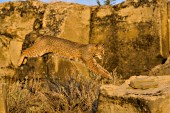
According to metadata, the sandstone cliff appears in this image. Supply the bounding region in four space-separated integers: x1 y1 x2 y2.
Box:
0 0 170 112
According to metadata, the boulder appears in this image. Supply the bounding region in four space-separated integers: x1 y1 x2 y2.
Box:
98 76 170 113
149 57 170 76
149 63 170 76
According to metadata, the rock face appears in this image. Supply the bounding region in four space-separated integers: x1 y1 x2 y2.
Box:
90 0 169 78
0 1 46 79
97 76 170 113
0 0 169 81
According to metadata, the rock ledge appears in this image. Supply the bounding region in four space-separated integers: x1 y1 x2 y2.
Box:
97 76 170 113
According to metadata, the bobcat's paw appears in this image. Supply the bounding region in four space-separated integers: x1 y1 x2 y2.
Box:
107 74 113 80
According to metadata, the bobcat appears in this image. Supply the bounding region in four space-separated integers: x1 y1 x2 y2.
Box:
17 35 112 79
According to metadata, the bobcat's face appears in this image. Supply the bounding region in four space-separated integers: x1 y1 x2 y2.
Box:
91 44 105 60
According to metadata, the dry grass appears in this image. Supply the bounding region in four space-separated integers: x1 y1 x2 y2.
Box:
111 67 124 85
7 76 100 113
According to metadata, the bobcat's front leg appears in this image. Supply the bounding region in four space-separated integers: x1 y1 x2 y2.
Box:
17 54 26 67
83 58 113 80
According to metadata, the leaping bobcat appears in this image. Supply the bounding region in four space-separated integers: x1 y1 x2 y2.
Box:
17 35 112 79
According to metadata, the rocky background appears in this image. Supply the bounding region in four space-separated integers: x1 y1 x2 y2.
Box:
0 0 169 80
0 0 170 112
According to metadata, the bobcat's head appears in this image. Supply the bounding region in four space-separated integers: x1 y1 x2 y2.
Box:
90 43 105 60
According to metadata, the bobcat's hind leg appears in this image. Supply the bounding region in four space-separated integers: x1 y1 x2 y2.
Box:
17 46 50 67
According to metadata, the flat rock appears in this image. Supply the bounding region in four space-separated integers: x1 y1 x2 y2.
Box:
129 77 158 89
97 76 170 113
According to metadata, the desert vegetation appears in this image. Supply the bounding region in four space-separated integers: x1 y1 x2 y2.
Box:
3 67 122 113
6 76 99 113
